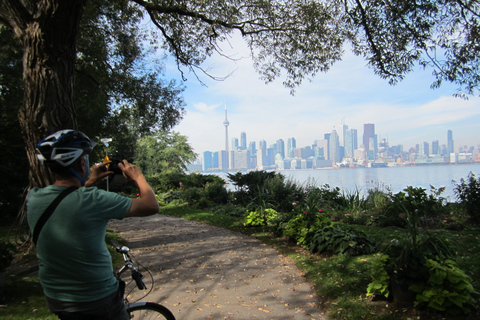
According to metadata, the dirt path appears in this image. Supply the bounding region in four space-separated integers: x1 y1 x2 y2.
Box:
108 214 328 320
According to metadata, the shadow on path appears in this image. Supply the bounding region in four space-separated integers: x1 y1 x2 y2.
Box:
108 215 328 320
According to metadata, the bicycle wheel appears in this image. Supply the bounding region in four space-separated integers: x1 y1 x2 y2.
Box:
127 302 175 320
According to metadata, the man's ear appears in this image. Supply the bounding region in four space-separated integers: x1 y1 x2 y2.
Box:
78 156 88 172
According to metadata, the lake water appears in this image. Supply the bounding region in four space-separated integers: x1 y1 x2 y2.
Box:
213 164 480 202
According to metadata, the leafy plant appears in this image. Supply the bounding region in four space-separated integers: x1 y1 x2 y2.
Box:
282 213 310 246
410 258 477 315
308 224 377 256
243 208 278 227
366 254 390 298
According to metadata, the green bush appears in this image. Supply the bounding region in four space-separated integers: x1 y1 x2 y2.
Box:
181 187 203 204
282 213 310 245
389 186 447 228
454 172 480 224
308 224 377 256
203 182 229 204
210 203 246 217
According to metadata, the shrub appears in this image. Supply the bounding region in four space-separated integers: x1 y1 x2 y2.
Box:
454 172 480 224
389 186 447 228
203 182 229 204
282 213 310 246
308 224 377 256
181 187 203 204
210 203 246 217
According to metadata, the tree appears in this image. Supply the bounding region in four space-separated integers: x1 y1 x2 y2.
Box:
134 131 197 176
0 0 479 187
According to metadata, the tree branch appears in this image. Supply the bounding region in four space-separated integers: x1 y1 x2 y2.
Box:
354 0 395 77
0 0 32 38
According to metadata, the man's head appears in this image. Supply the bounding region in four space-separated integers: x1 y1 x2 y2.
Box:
37 130 96 185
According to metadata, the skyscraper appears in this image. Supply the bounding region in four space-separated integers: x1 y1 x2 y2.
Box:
240 132 247 150
363 124 376 160
276 139 285 159
287 137 296 158
329 130 340 163
447 130 454 154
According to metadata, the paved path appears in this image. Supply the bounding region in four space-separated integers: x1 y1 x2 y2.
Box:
108 215 328 320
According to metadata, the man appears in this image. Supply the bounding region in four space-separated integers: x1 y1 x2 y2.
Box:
27 129 159 319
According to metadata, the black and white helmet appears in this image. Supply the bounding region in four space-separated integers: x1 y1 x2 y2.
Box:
37 130 96 168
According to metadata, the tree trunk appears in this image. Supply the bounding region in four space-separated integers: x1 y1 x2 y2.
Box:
16 0 87 187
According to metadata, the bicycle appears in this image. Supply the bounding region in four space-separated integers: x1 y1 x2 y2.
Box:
111 239 176 320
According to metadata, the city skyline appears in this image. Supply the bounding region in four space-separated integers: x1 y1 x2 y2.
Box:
200 124 476 172
164 34 480 156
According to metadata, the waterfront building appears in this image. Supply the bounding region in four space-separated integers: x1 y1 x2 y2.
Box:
219 150 229 171
447 130 454 154
432 140 439 155
202 151 213 171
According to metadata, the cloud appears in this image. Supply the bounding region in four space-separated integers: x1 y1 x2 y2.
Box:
193 102 220 113
169 34 480 156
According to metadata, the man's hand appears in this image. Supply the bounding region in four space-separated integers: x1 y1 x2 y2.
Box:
119 159 160 217
85 161 114 187
117 159 144 182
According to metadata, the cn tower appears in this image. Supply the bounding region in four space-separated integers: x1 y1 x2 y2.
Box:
223 101 229 152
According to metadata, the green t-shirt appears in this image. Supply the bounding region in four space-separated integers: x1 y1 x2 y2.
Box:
27 185 132 302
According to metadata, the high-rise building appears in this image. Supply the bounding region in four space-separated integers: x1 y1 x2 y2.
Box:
259 139 267 149
276 139 285 159
351 129 358 150
287 137 296 158
219 150 229 171
363 124 375 152
337 124 348 147
329 130 340 163
447 130 454 154
316 139 329 160
248 141 256 156
202 151 213 171
231 138 239 150
240 132 247 150
423 141 430 156
432 140 439 155
363 124 376 160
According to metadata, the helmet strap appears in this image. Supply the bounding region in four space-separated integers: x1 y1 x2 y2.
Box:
68 167 86 186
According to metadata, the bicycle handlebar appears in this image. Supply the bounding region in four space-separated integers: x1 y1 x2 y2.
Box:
111 239 146 290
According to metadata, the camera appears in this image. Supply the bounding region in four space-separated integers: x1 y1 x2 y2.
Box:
108 159 123 175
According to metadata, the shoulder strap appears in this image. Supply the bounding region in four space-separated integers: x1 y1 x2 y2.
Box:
32 186 78 246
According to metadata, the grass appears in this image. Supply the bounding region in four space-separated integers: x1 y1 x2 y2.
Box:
161 204 480 320
2 205 479 320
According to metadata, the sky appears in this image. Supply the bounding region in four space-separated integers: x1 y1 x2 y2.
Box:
161 34 480 159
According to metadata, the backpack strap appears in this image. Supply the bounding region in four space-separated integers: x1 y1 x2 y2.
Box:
32 186 78 246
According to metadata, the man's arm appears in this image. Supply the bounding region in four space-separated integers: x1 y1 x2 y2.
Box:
118 160 160 217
